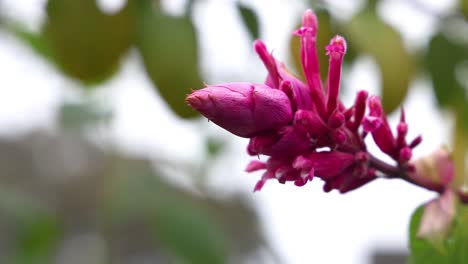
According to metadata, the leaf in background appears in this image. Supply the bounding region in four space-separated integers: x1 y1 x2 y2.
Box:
290 9 334 81
409 203 468 264
425 33 467 108
0 189 62 264
59 100 113 130
135 0 202 118
460 0 468 18
5 23 54 62
237 3 260 40
44 0 134 85
153 204 227 264
345 7 416 114
103 160 228 264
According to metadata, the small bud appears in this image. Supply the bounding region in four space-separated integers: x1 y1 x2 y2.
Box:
293 151 355 180
294 110 328 138
187 82 293 138
328 110 345 129
245 160 266 172
408 147 454 190
417 189 457 251
247 126 310 157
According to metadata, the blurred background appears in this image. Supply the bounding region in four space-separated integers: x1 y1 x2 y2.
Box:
0 0 466 263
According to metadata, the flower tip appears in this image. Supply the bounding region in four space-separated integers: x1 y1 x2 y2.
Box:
186 92 203 109
326 35 347 56
253 39 266 52
302 9 318 28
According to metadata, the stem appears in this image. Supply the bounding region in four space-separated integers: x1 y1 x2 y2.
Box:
369 153 468 203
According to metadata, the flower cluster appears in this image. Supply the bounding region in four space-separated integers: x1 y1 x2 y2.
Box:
187 9 422 193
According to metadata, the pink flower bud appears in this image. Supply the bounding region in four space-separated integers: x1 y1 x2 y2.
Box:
417 189 457 250
187 82 293 137
326 36 347 115
293 151 355 180
408 147 454 191
247 126 310 157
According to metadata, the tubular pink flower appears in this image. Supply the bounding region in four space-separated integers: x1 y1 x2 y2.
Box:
186 82 292 137
348 90 368 131
254 40 281 88
247 126 310 157
294 9 327 119
326 36 346 116
293 110 328 138
186 8 438 197
293 151 355 180
365 96 397 158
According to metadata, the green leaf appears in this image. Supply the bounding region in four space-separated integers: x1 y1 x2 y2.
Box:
5 23 54 62
152 204 227 264
135 1 202 118
0 189 62 264
237 3 260 40
460 0 468 19
409 203 468 264
59 100 112 130
289 9 334 81
425 33 467 108
44 0 134 85
345 7 415 113
103 160 228 264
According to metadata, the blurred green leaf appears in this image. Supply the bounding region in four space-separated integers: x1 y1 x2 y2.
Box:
153 204 227 264
44 0 134 85
5 23 54 62
135 0 202 118
460 0 468 18
425 33 467 108
237 3 260 40
346 6 415 113
409 204 468 264
103 159 228 263
0 189 62 264
59 100 112 130
290 9 334 81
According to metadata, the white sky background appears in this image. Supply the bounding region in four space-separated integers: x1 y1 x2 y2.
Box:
0 0 459 263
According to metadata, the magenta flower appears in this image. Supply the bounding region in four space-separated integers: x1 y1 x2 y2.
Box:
187 9 425 193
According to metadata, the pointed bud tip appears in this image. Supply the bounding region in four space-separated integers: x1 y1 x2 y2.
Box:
326 35 347 56
303 9 318 28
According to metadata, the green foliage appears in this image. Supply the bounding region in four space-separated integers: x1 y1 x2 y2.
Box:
44 0 134 85
425 33 467 108
135 0 202 118
103 160 228 264
59 100 112 130
0 189 62 264
345 5 416 114
237 3 260 40
409 204 468 264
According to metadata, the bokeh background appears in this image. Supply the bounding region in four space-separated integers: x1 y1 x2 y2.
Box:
0 0 466 263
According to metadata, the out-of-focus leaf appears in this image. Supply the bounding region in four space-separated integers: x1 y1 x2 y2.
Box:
44 0 134 85
5 23 54 62
409 203 468 264
135 0 202 118
460 0 468 18
346 7 415 113
206 137 224 157
453 114 468 187
103 160 227 263
237 3 260 40
59 100 112 130
153 204 227 264
425 33 467 108
0 189 62 264
290 9 334 81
